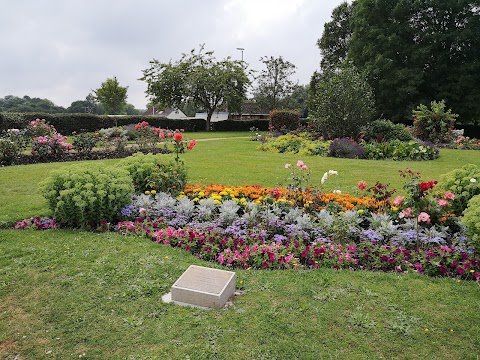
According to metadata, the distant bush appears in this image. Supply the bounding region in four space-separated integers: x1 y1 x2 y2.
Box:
329 138 365 159
269 110 300 135
362 119 413 142
363 140 439 161
0 139 20 165
41 166 134 228
257 132 329 156
412 100 458 144
72 133 98 154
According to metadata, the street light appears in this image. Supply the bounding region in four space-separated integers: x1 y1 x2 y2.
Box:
236 47 245 62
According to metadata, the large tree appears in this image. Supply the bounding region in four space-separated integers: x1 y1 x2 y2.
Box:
317 1 353 71
141 46 250 131
94 77 128 115
252 56 297 111
318 0 480 124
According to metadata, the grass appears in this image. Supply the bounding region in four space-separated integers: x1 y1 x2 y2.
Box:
1 132 480 359
1 230 479 359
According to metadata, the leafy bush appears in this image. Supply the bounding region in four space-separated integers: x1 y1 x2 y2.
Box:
329 138 365 158
462 195 480 253
269 109 300 135
308 62 375 139
0 138 20 165
362 119 413 142
120 152 188 195
363 140 439 161
437 164 480 215
72 133 98 154
119 152 164 193
257 133 329 156
41 166 134 228
412 100 458 144
148 158 188 195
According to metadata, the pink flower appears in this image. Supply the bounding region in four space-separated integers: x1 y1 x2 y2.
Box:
417 212 431 223
174 132 183 141
187 139 196 150
437 199 448 207
445 191 455 200
399 207 413 219
392 196 405 207
357 180 367 191
296 160 304 167
301 165 309 171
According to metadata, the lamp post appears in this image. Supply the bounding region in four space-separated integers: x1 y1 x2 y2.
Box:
236 47 245 62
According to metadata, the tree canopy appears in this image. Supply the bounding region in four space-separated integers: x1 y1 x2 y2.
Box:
94 77 128 115
0 95 66 113
141 46 250 131
252 56 297 111
318 0 480 124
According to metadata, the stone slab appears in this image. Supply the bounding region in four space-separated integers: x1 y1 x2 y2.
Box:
170 265 236 309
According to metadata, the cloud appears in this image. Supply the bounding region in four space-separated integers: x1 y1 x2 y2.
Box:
0 0 344 109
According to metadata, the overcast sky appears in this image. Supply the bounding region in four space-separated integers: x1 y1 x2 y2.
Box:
0 0 345 110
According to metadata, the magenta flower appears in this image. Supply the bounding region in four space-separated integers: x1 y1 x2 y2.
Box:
296 160 304 167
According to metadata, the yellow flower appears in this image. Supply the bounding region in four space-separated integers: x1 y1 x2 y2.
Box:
145 190 151 195
198 191 205 198
214 200 221 205
392 206 398 212
219 191 227 196
150 190 157 195
357 209 364 214
470 269 474 273
165 256 169 259
193 197 199 203
424 328 429 332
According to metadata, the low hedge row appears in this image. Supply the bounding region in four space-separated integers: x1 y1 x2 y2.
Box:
0 113 270 133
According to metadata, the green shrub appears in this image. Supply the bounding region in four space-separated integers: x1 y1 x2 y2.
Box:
363 140 439 161
41 166 134 228
308 61 375 139
462 195 480 253
412 100 458 144
362 119 413 142
437 164 480 215
0 138 20 165
119 152 164 193
269 110 300 135
257 133 329 156
148 158 188 195
72 133 98 154
120 153 188 195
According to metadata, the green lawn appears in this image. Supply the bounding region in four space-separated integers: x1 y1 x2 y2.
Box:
1 133 479 359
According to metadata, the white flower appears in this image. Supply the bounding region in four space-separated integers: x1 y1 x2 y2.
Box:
329 170 338 175
470 178 477 183
333 189 342 194
285 163 292 169
321 172 328 184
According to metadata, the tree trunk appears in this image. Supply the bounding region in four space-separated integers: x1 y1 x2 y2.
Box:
206 109 215 131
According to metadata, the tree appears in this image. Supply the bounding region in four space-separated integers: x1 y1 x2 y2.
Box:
0 95 66 113
308 61 375 139
317 1 353 71
67 93 100 114
141 46 250 131
318 0 480 124
281 84 310 118
94 77 128 115
252 56 297 111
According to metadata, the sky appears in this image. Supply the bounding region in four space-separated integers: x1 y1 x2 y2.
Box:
0 0 345 110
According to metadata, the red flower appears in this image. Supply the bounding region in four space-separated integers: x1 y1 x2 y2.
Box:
357 180 368 191
419 181 437 192
187 139 196 150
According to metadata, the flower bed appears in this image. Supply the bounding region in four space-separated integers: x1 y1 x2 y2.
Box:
111 184 479 281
